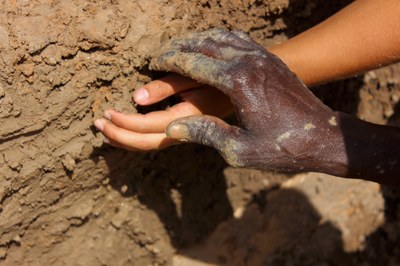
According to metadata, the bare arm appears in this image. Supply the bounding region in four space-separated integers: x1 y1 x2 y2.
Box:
269 0 400 85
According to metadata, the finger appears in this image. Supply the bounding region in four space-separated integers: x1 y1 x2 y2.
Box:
166 115 245 167
94 119 178 150
197 38 264 60
134 74 200 105
168 29 263 61
107 85 232 134
231 30 253 42
104 102 202 133
104 137 179 152
102 137 130 150
150 50 233 94
179 85 233 118
231 30 264 49
171 29 260 53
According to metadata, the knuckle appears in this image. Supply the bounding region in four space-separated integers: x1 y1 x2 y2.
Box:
218 129 247 167
172 103 199 117
113 115 132 131
148 83 167 99
105 129 117 141
192 119 217 146
220 138 245 168
135 116 148 132
246 54 267 67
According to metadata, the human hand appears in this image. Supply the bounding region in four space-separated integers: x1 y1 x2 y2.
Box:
149 29 344 172
94 73 233 151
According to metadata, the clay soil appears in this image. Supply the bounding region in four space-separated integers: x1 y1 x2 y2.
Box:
1 0 400 265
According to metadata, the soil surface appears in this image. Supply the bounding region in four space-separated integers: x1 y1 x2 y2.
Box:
1 1 400 265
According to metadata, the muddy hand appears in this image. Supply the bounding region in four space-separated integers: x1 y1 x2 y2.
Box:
150 29 343 172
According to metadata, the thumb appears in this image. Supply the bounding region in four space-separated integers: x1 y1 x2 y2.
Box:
166 115 245 167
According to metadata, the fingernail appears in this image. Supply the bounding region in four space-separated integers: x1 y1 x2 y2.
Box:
103 137 110 144
134 88 149 103
104 110 111 120
167 123 189 140
94 119 104 131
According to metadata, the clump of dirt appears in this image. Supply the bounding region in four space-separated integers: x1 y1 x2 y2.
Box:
1 0 400 265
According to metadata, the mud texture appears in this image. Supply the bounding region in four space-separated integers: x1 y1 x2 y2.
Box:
1 1 400 266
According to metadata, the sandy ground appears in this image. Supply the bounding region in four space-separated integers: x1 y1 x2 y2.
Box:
1 0 400 265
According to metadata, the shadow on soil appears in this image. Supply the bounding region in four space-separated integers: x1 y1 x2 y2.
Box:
101 144 233 247
98 141 400 265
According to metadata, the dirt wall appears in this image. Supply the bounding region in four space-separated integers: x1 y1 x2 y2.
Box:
1 1 400 265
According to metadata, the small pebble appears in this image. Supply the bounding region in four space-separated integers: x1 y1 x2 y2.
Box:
120 185 128 194
21 63 34 77
233 206 245 219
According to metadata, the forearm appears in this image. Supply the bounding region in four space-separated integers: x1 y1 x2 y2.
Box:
315 112 400 187
269 0 400 86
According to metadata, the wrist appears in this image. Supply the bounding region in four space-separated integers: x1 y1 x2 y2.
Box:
268 41 325 87
308 112 400 187
293 112 348 176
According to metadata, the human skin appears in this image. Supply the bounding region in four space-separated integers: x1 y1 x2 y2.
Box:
268 0 400 85
94 0 400 186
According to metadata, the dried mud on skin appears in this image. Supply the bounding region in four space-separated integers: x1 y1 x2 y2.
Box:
1 1 400 266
